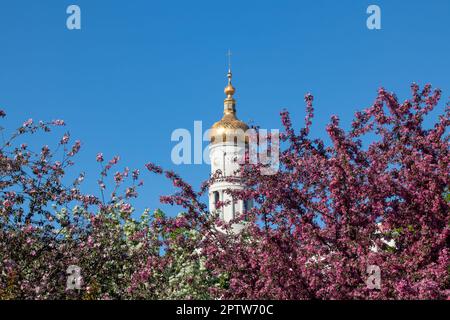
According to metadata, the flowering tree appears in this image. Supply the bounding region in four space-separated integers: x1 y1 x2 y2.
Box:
0 113 213 299
0 83 448 299
148 83 449 299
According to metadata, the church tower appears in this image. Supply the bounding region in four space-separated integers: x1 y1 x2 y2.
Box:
208 68 252 232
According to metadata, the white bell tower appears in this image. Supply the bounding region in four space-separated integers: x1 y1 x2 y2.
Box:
208 67 252 232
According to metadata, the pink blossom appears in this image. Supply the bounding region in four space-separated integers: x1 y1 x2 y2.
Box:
23 118 33 127
60 133 70 145
52 119 65 126
96 153 104 162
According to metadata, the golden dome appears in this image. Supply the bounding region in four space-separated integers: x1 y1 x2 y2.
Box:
210 114 249 144
224 83 235 96
210 69 249 144
212 114 249 131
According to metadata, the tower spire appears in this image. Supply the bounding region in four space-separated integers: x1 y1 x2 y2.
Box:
224 50 236 114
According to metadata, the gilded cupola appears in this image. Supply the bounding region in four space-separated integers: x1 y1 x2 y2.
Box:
210 69 249 144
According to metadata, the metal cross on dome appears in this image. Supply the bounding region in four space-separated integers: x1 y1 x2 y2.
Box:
226 49 232 72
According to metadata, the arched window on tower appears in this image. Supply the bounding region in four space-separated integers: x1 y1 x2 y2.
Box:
243 199 252 213
232 199 236 220
213 191 220 209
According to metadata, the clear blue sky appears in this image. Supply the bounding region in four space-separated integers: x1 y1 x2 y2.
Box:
1 0 449 217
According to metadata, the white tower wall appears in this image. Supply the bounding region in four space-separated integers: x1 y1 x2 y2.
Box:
208 142 246 223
